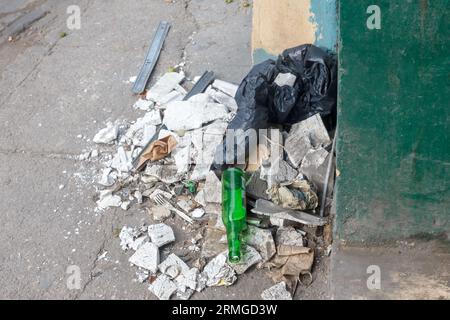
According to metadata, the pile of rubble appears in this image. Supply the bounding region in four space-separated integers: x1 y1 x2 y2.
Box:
90 70 334 300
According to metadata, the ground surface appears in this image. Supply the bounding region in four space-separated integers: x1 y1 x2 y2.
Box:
0 0 331 300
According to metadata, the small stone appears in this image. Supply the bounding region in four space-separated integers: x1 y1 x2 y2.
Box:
261 282 292 300
247 226 276 263
151 206 172 221
148 223 175 247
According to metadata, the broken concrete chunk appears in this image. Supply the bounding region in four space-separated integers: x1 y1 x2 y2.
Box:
129 242 160 273
163 95 229 131
176 288 194 300
299 147 330 193
145 164 183 184
148 223 175 247
146 72 185 103
247 226 276 263
98 168 116 187
212 79 238 97
246 171 269 201
93 122 118 144
292 114 331 148
148 274 177 300
175 267 199 292
158 253 190 279
159 90 185 106
202 253 236 287
285 136 312 169
151 205 172 221
133 98 154 111
110 146 132 173
204 171 222 204
276 227 304 247
260 158 298 189
274 73 297 87
96 192 122 209
207 88 238 113
230 246 262 275
261 282 292 300
119 226 140 251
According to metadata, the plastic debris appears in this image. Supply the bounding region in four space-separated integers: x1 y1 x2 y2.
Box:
261 282 292 300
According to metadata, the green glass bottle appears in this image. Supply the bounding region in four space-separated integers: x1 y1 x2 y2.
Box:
222 167 247 264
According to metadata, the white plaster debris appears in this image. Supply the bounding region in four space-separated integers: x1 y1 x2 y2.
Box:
261 282 292 300
136 269 149 283
212 79 238 97
202 253 237 287
158 253 190 279
148 223 175 247
110 146 132 173
96 190 122 209
121 201 131 211
119 226 148 251
190 121 228 181
230 246 262 275
98 168 116 187
163 94 229 131
146 72 185 103
129 242 160 273
148 274 177 300
93 122 119 144
204 171 222 204
274 72 297 87
191 208 205 219
133 98 154 111
206 87 238 113
175 267 199 293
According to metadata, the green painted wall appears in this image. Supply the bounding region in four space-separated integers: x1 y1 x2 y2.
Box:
336 0 450 242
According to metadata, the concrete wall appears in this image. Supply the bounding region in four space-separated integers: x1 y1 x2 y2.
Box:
251 0 337 63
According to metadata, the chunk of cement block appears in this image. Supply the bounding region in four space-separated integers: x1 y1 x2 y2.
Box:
158 253 190 279
129 242 160 273
204 171 222 204
148 223 175 247
149 274 177 300
247 226 276 263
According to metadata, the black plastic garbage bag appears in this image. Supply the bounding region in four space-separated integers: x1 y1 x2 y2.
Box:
212 44 337 173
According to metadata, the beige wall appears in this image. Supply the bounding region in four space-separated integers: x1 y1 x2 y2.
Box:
252 0 316 58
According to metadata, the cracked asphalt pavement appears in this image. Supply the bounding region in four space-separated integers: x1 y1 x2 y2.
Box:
0 0 329 300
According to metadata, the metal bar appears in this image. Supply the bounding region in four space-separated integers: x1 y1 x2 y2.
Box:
132 21 171 94
320 129 337 217
183 71 215 101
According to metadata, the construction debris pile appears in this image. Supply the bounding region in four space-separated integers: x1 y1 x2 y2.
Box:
91 46 336 300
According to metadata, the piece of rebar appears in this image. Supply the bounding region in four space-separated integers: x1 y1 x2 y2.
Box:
132 21 171 94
